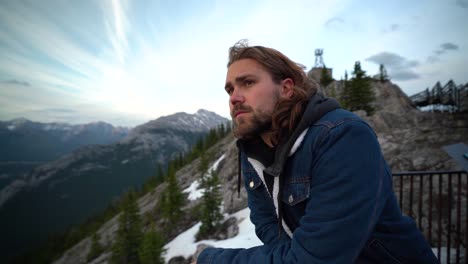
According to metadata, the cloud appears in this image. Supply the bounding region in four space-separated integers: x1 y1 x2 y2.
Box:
324 17 346 31
427 56 440 63
456 0 468 8
366 52 419 68
382 23 400 33
2 79 30 86
427 42 459 62
390 71 420 81
440 42 459 51
365 52 420 81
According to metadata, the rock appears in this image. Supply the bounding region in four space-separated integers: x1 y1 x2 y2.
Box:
168 256 190 264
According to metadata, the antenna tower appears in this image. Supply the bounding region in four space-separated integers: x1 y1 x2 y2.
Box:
314 49 325 68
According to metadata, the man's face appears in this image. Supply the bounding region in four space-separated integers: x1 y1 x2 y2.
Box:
225 59 282 139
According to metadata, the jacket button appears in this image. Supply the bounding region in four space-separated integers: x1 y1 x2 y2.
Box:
249 181 254 188
288 194 294 203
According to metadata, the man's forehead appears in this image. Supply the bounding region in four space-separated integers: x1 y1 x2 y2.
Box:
226 59 263 81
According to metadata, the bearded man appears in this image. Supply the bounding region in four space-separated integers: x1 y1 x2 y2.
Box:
195 41 437 264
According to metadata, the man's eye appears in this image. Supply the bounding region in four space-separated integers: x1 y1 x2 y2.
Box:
245 80 254 87
226 88 233 95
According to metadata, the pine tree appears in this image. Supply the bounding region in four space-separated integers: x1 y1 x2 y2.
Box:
379 64 389 82
320 66 334 88
340 70 351 109
160 164 184 228
196 153 223 240
86 232 104 262
111 189 143 264
347 61 375 115
138 224 166 264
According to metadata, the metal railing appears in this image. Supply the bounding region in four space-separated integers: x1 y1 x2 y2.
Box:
393 171 467 264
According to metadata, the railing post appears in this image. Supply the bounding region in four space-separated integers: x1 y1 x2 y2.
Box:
429 174 433 244
419 174 423 230
438 173 442 260
399 176 403 212
410 175 414 218
456 173 461 264
447 173 452 264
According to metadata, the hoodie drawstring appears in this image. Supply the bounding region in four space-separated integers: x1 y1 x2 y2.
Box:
237 150 241 198
277 173 285 238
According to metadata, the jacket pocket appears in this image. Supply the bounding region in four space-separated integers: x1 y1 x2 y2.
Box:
281 178 310 206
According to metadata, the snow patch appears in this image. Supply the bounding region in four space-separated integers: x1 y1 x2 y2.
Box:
163 207 261 262
121 159 129 164
183 154 226 201
211 154 225 171
7 125 15 131
183 180 204 201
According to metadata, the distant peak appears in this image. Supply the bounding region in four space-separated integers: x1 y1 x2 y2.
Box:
10 117 30 123
196 109 213 114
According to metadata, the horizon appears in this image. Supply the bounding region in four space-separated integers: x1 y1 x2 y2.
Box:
1 0 467 126
1 108 230 128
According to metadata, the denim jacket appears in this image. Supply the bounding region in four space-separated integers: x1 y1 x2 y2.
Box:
198 108 438 264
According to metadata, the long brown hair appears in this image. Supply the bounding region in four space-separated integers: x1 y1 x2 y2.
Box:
227 40 318 145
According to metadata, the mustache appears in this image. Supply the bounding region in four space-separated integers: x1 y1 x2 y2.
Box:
231 105 253 117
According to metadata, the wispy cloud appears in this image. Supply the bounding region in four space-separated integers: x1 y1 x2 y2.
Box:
366 52 420 81
324 17 348 33
456 0 468 8
0 0 466 125
382 23 401 33
1 80 30 86
427 42 459 62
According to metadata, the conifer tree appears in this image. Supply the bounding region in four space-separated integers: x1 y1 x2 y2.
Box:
218 123 226 138
379 64 389 82
197 153 223 240
347 61 375 115
111 189 143 264
320 66 334 88
138 224 166 264
340 70 351 109
160 164 184 228
86 232 104 262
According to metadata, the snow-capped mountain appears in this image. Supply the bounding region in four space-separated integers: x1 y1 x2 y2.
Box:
0 110 229 262
0 118 130 162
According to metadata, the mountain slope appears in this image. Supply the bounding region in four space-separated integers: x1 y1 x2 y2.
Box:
0 109 228 262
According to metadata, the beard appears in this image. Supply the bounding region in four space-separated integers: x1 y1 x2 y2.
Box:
231 106 274 139
231 89 280 139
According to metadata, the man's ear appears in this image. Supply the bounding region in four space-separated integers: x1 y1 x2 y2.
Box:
280 78 295 98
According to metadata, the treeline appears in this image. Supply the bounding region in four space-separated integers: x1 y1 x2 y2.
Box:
14 123 231 264
108 124 230 263
321 61 390 116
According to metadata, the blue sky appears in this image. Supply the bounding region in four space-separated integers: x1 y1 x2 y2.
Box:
0 0 467 126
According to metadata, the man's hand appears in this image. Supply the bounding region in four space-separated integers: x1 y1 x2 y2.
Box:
191 243 212 264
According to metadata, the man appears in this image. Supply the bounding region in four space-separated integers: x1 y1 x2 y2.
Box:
196 41 438 263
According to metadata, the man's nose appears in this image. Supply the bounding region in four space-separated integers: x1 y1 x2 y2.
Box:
230 89 244 105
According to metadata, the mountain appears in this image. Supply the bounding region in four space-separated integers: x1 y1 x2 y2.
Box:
0 109 229 262
0 119 130 190
0 118 130 162
51 81 467 264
